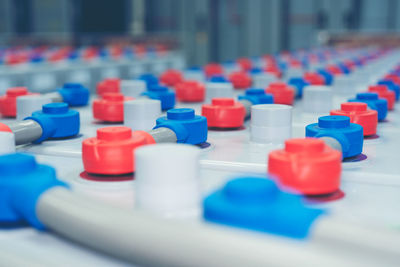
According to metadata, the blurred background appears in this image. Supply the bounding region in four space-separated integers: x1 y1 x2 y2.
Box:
1 0 400 66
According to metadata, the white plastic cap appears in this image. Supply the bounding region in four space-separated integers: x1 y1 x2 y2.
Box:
302 85 333 114
183 69 205 83
121 80 147 98
205 82 234 103
0 132 15 155
134 143 201 218
16 95 52 120
252 73 277 88
250 104 292 144
332 75 358 95
124 99 161 131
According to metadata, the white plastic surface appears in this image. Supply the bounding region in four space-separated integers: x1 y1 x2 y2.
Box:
120 80 147 97
0 132 15 154
16 95 52 120
124 99 161 131
134 143 201 218
250 104 292 144
302 85 333 114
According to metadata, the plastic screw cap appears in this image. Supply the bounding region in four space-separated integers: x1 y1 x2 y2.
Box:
175 80 205 102
378 80 399 100
236 58 252 71
96 78 120 95
302 85 333 114
160 69 183 87
93 93 133 122
121 80 147 98
238 88 274 105
0 87 33 117
268 138 342 195
0 132 15 154
330 102 378 136
304 72 325 85
154 108 208 145
228 71 252 89
204 63 223 78
27 103 80 143
368 85 395 110
124 99 161 131
203 176 324 238
141 85 175 110
252 73 277 88
135 144 201 217
251 104 292 144
205 82 234 102
139 74 159 89
0 153 67 229
317 70 334 85
202 98 246 128
82 126 155 175
16 95 52 120
348 93 388 121
306 115 364 158
58 83 90 106
265 82 295 105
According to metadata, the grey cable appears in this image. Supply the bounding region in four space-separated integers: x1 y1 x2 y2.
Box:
148 127 177 143
319 136 343 153
36 187 399 267
8 120 42 145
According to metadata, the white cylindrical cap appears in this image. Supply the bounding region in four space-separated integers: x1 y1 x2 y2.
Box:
250 104 292 144
205 82 234 102
16 95 52 120
183 69 205 83
332 75 359 95
121 80 147 98
0 132 15 155
252 73 277 88
134 143 201 218
302 85 333 114
124 99 161 131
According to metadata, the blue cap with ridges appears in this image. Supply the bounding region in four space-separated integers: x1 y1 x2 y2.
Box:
288 77 310 98
203 176 324 238
58 83 89 106
348 93 388 121
238 88 274 105
377 80 400 100
141 85 175 110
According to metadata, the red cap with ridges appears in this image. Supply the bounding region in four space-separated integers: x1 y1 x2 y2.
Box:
92 93 133 122
236 58 252 71
175 80 205 102
330 102 378 136
0 123 12 132
160 69 183 87
202 98 246 128
96 78 121 95
265 82 295 105
82 127 155 175
304 72 325 85
264 65 282 78
0 87 35 117
268 138 342 195
228 71 252 89
368 85 395 110
204 63 223 78
326 65 343 75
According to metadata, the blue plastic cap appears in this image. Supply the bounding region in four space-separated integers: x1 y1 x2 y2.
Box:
288 77 309 98
249 67 262 74
378 80 400 100
139 73 159 89
209 75 228 83
317 70 333 85
305 115 364 158
238 88 274 105
141 86 176 110
348 93 388 121
154 108 207 145
0 153 68 230
338 63 351 74
203 177 324 238
26 103 80 143
58 83 90 106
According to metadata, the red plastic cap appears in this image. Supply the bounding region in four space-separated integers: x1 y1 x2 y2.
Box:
0 122 12 132
237 58 252 71
228 72 252 89
264 65 282 78
368 85 395 110
175 80 205 102
82 126 155 175
330 102 378 136
326 65 343 75
204 63 223 78
160 69 183 87
304 72 325 85
96 78 121 95
92 93 133 122
0 87 32 117
265 82 295 105
268 138 342 195
202 98 246 128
